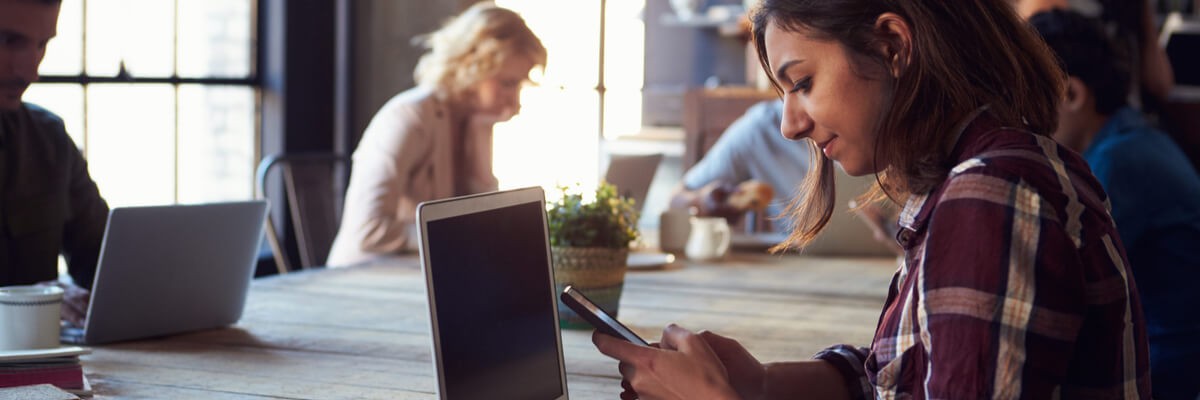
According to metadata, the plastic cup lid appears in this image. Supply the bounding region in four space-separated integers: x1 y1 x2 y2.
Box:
0 285 65 303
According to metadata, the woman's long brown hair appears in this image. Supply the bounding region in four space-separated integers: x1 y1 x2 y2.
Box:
751 0 1065 252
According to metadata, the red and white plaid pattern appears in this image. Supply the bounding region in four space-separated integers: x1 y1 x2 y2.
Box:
816 113 1152 399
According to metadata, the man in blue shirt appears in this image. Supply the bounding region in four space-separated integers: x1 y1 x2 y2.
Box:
670 100 812 233
1033 9 1200 399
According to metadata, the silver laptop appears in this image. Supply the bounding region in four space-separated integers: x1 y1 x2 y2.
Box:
603 153 664 214
732 165 898 257
803 164 899 257
416 187 569 400
61 200 268 345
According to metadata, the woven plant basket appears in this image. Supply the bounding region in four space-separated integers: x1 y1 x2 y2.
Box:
551 246 629 329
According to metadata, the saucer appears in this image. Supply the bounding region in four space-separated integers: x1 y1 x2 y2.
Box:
0 345 89 361
627 252 677 270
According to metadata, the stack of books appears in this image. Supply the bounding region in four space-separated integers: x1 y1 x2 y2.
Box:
0 346 91 398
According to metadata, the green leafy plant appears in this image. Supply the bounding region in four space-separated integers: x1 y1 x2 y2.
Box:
547 182 640 248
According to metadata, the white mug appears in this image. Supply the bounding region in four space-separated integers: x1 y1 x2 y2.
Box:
685 217 731 261
0 285 64 351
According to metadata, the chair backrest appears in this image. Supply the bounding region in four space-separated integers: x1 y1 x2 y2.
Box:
256 153 352 273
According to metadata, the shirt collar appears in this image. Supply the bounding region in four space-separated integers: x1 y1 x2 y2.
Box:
1083 106 1143 160
897 105 998 235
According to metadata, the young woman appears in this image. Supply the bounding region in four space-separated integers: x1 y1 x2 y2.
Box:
326 2 546 267
591 1 1152 398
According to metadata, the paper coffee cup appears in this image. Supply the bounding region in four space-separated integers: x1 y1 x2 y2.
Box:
0 285 64 351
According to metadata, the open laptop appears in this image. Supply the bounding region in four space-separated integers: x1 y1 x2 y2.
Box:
1162 12 1200 94
803 165 898 256
732 164 898 257
61 200 268 345
416 187 568 400
603 153 664 215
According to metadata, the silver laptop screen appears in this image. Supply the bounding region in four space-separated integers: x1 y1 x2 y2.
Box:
425 200 563 399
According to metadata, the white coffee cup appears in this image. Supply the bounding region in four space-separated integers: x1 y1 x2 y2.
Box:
0 285 64 351
659 208 693 255
685 217 731 261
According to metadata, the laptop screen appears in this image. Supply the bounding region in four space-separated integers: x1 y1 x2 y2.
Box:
423 196 564 399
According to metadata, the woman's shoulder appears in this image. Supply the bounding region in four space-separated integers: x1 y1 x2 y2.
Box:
945 127 1055 180
939 127 1108 224
368 87 445 129
358 87 448 150
379 86 441 114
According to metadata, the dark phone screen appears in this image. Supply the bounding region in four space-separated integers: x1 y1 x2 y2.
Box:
426 201 564 399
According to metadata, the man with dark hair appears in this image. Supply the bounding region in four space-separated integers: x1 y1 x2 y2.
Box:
1032 9 1200 399
1 0 109 325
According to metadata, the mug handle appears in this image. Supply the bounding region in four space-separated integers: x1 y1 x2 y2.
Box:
714 221 731 257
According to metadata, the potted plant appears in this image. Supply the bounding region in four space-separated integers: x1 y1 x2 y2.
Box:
546 182 640 329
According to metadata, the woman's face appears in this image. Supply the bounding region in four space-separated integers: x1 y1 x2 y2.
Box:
764 23 892 176
469 56 535 123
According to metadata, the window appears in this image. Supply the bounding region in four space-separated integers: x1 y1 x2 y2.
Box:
25 0 259 208
491 0 645 192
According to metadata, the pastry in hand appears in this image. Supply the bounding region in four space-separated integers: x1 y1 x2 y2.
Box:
726 180 774 212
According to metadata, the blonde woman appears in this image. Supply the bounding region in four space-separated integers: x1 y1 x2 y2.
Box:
327 2 546 266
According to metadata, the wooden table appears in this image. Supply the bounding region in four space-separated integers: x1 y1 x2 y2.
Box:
81 253 897 399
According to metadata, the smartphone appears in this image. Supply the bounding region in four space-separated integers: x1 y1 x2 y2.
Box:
560 285 649 346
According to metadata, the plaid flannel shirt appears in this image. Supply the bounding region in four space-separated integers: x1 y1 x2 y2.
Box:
816 112 1152 399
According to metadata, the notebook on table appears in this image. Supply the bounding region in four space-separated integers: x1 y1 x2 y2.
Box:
0 346 90 396
60 200 268 345
416 187 568 400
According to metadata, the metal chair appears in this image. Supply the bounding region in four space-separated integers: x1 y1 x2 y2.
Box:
256 153 352 274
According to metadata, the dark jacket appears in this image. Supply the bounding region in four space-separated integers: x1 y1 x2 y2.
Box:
0 102 108 289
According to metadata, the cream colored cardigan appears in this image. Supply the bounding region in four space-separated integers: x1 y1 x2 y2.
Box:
326 87 498 267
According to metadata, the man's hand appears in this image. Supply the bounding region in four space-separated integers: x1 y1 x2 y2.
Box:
36 281 89 327
696 182 742 221
726 181 774 213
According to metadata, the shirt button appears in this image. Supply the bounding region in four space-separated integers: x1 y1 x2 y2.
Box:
897 229 915 247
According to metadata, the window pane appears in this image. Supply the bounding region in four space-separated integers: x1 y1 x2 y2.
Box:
177 85 256 203
87 84 175 207
603 89 642 139
22 84 85 149
177 0 254 78
86 0 175 77
604 1 645 90
493 87 599 192
496 0 600 88
39 0 83 76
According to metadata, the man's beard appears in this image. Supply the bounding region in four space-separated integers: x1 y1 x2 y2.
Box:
0 79 31 93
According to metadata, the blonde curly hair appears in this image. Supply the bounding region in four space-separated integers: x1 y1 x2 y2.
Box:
413 2 547 101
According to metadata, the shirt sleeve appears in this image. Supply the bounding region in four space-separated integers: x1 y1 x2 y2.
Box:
680 102 772 190
812 344 874 400
60 125 109 290
459 119 499 194
914 170 1086 398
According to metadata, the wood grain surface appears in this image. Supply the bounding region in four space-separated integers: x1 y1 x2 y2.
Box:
81 253 896 399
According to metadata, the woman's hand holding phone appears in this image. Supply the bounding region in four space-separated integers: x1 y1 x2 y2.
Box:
560 286 648 345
